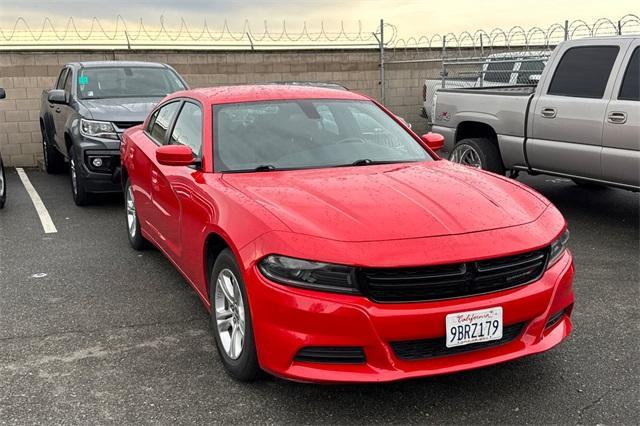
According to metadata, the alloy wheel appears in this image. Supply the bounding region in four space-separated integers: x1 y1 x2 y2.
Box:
0 166 5 199
450 145 483 168
70 156 78 195
126 185 137 239
214 268 246 360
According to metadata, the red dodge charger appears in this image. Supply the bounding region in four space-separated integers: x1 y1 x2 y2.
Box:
120 85 574 383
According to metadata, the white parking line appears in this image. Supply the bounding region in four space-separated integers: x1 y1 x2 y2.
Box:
16 168 58 234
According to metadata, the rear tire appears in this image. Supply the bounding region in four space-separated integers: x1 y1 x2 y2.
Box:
124 178 148 250
210 249 262 382
450 138 505 175
69 145 91 206
0 156 6 209
42 128 64 174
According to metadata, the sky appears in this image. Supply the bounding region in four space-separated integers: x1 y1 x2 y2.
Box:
0 0 637 41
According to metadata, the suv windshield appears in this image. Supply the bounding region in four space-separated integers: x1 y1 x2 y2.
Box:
78 67 185 99
213 99 431 172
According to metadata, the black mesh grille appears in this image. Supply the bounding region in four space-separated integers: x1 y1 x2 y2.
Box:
113 121 142 130
294 346 366 364
360 249 548 303
391 322 526 361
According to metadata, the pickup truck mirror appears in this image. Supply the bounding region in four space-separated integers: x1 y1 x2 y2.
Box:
0 88 5 99
48 89 68 105
421 132 445 151
156 145 195 167
529 74 541 82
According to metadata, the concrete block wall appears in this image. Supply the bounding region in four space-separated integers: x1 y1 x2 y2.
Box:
0 48 441 167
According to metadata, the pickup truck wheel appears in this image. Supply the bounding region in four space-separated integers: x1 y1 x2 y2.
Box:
124 179 149 250
42 130 64 174
0 158 6 209
450 138 505 175
210 249 262 382
69 146 91 206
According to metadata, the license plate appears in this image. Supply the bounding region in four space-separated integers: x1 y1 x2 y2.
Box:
446 307 503 348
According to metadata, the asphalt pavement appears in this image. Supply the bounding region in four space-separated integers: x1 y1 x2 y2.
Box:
0 167 638 425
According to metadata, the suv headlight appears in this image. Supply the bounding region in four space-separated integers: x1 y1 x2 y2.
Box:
548 229 570 268
258 255 359 294
80 119 119 140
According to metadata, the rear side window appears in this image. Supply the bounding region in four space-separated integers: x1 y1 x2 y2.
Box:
484 60 513 84
619 47 639 101
147 101 180 144
548 46 619 98
516 59 546 85
169 102 203 155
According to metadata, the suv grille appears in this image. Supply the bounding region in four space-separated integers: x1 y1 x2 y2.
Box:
359 249 548 303
112 121 142 131
391 322 526 361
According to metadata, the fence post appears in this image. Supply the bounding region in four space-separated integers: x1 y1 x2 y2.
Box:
441 35 446 89
618 20 622 35
379 19 385 105
564 20 569 41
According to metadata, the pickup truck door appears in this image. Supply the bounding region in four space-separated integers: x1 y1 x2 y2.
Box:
601 43 640 188
528 42 626 180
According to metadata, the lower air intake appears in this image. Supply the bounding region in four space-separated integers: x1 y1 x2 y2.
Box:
294 346 366 364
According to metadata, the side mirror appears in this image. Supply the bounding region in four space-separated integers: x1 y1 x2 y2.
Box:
156 145 195 167
0 88 5 99
421 132 445 151
48 89 68 104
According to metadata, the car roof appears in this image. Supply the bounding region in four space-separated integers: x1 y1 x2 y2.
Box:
66 61 169 69
174 84 370 104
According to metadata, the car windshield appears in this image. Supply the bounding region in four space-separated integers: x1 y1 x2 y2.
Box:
213 99 431 172
77 67 185 99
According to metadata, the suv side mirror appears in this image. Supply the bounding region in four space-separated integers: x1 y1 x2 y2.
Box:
48 89 68 104
0 88 5 99
156 145 195 167
421 132 445 151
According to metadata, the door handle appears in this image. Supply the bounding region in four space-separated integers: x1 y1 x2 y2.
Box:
541 107 557 118
607 111 627 124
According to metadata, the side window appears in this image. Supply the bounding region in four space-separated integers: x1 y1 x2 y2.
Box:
516 59 546 85
619 47 639 101
147 102 180 144
484 59 513 84
169 102 203 155
62 70 73 93
55 69 68 90
548 46 619 98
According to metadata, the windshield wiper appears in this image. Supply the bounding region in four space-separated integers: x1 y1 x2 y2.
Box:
347 159 402 167
253 165 277 172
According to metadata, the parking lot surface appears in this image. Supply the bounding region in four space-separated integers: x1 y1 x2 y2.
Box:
0 168 638 424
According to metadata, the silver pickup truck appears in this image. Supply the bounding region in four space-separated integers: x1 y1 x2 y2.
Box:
432 36 639 191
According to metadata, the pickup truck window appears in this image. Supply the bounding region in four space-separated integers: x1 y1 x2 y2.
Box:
619 47 639 101
62 70 72 93
77 67 185 100
548 46 619 99
147 101 181 145
55 68 68 90
484 60 513 84
516 60 546 85
169 102 203 156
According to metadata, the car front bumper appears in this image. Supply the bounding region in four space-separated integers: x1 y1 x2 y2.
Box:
247 250 574 383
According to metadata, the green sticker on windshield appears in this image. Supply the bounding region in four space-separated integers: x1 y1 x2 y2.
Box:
78 75 89 85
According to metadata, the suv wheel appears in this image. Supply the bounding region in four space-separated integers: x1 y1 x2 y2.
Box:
42 128 64 174
210 249 262 381
69 146 91 206
124 179 148 250
450 138 505 175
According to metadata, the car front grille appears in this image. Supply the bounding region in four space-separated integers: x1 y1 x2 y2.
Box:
390 321 527 361
359 249 548 303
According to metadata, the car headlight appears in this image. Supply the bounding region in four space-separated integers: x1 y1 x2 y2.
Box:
80 119 119 140
548 229 570 268
258 255 359 294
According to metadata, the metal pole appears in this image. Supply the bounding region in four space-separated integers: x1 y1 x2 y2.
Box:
618 20 622 35
379 19 385 105
441 35 446 89
564 20 569 41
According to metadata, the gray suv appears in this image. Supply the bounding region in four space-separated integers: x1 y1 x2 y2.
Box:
40 61 188 205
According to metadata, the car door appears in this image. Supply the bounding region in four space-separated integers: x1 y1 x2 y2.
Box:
136 101 182 244
52 67 71 151
601 43 640 187
527 41 625 179
150 100 204 263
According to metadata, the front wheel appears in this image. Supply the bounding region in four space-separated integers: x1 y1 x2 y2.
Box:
450 138 505 175
0 157 6 209
210 249 262 381
69 146 91 206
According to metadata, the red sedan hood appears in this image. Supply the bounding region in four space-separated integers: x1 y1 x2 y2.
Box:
223 161 548 242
